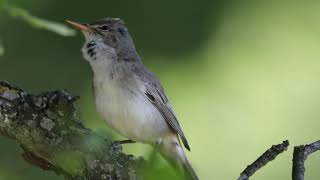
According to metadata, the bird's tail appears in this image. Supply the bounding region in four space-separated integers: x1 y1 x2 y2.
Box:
182 157 199 180
159 135 199 180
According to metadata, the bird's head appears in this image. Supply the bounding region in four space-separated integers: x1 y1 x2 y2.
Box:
66 18 137 65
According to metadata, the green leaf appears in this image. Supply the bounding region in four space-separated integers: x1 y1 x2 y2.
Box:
5 5 76 36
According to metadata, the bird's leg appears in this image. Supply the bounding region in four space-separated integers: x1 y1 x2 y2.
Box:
154 139 161 151
111 140 135 152
112 139 136 145
149 139 162 164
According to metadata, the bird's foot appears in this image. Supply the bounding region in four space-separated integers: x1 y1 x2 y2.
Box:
111 140 135 153
111 142 122 153
113 140 136 145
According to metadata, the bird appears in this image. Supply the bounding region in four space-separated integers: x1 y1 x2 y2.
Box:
66 18 198 180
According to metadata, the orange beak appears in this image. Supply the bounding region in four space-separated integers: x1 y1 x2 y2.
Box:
65 20 92 32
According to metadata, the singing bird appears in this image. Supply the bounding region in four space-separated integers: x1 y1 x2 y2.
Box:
67 18 198 179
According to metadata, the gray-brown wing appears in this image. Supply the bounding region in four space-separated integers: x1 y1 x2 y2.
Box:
134 65 190 151
145 86 190 151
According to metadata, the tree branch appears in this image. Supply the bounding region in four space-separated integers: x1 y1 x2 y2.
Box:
237 140 289 180
4 80 320 180
0 81 144 180
292 140 320 180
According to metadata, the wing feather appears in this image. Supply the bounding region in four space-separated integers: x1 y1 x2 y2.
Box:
132 64 190 151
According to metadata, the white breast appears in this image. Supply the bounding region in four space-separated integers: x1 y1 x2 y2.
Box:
93 74 171 144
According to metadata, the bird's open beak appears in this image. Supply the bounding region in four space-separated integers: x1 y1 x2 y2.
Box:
65 20 92 32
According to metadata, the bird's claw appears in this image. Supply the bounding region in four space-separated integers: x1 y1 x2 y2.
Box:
111 141 122 153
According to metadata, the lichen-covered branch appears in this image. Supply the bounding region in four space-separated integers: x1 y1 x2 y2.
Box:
0 81 144 180
292 140 320 180
5 80 320 180
237 140 289 180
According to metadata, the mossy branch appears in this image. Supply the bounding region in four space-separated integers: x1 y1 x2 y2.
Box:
0 81 144 180
6 80 320 180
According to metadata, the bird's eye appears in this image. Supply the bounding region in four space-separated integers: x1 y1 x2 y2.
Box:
100 25 109 31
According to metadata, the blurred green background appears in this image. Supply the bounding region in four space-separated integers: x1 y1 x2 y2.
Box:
1 0 320 179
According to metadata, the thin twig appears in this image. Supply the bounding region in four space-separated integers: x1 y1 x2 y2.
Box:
237 140 289 180
292 140 320 180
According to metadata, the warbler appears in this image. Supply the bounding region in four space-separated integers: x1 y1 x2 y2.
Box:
67 18 198 180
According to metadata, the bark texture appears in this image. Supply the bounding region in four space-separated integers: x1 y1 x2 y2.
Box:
237 140 289 180
292 140 320 180
0 81 143 180
2 81 320 180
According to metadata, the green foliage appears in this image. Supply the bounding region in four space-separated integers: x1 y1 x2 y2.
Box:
4 5 76 37
0 1 75 56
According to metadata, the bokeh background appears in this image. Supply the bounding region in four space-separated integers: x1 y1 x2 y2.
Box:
1 0 320 179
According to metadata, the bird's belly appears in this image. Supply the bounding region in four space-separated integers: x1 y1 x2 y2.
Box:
94 82 170 143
